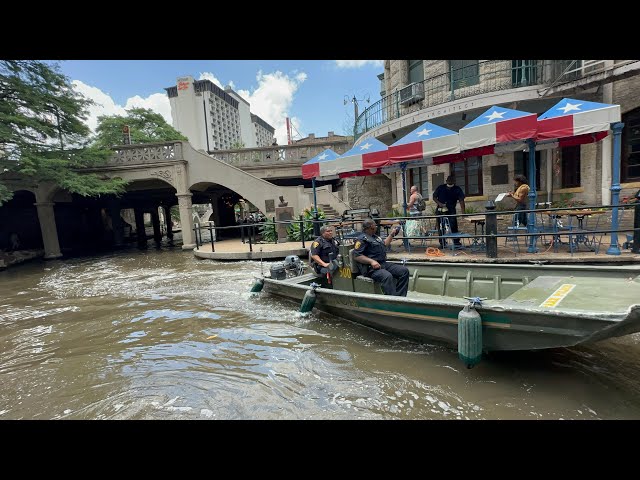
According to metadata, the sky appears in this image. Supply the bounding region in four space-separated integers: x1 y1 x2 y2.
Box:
55 60 384 145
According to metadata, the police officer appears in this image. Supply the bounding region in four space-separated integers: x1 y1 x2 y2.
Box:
309 225 339 275
353 218 409 296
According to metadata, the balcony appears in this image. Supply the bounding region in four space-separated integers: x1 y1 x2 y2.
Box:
355 60 640 140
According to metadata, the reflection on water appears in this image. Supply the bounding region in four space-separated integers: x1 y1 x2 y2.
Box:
1 248 640 419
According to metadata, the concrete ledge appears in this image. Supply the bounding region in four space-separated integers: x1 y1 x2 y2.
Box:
194 247 308 261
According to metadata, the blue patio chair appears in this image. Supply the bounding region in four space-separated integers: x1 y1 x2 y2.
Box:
440 216 472 251
505 213 528 253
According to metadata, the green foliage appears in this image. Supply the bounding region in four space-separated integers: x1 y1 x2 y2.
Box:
259 218 277 242
464 205 480 214
0 60 128 206
93 107 187 148
551 193 585 209
287 208 326 241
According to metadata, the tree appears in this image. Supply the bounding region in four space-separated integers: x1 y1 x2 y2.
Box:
0 60 128 206
93 108 187 149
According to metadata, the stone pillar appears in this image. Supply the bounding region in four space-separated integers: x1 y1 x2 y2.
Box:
163 205 174 240
134 208 147 249
275 206 294 243
151 208 162 245
108 199 124 247
34 202 62 259
177 193 196 249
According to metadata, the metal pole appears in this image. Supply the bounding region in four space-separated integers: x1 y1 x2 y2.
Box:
526 139 538 253
607 122 624 255
193 225 200 248
485 202 498 258
248 224 253 253
209 223 215 252
633 194 640 254
312 177 320 237
401 162 408 217
300 215 305 249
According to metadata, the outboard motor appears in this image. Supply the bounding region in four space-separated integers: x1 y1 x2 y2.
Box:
269 262 287 280
283 255 305 277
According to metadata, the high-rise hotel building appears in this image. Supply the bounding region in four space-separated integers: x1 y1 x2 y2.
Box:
165 75 275 151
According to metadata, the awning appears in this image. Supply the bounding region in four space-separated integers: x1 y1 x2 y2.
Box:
536 98 620 141
387 121 461 165
301 148 340 179
323 137 389 178
459 105 537 156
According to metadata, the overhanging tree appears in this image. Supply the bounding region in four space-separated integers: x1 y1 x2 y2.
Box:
0 60 128 206
93 107 187 148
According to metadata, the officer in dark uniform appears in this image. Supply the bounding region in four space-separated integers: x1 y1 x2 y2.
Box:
309 225 340 275
353 218 409 296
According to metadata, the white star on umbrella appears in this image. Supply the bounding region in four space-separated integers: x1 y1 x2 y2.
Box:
558 102 583 114
318 153 328 160
416 128 432 137
485 111 506 122
359 142 372 150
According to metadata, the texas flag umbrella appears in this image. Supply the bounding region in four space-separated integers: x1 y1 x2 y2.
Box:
301 148 341 180
387 121 461 166
459 105 538 156
535 98 620 148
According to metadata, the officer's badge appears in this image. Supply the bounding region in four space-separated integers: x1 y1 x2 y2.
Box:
355 241 361 249
312 241 319 247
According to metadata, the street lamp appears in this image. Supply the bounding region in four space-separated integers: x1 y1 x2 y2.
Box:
344 94 370 137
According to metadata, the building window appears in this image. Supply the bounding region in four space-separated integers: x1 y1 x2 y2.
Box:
513 150 541 189
451 156 483 196
450 60 479 90
560 145 581 188
408 166 429 198
511 60 538 87
408 60 424 85
622 108 640 182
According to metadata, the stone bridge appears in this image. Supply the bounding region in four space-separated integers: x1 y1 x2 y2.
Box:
1 140 354 259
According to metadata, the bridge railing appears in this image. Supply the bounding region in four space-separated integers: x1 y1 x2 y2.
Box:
207 140 352 168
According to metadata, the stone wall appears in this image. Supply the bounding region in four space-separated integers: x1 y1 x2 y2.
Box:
344 175 393 216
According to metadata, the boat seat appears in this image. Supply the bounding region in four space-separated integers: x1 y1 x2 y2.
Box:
348 247 384 295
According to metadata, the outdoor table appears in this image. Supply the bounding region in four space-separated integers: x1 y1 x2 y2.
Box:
466 215 486 251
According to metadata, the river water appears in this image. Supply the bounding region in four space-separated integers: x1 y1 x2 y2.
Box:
1 247 640 420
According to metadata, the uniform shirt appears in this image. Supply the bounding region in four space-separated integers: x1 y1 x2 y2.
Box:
310 236 339 271
433 184 465 211
353 232 387 264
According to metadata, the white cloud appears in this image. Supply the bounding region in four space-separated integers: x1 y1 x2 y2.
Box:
71 69 307 145
237 70 307 145
71 80 172 132
198 72 224 88
335 60 383 69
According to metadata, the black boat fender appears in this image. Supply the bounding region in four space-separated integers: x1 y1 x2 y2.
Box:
458 297 486 368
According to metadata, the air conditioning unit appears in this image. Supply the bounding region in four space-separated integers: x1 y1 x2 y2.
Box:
399 82 425 106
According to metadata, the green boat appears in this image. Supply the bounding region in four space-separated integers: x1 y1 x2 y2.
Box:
252 245 640 366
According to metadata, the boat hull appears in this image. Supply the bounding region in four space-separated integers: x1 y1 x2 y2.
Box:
261 264 640 352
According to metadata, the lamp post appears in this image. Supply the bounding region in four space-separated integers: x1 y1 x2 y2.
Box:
344 94 370 138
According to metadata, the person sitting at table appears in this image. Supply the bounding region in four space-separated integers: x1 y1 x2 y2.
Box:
506 174 530 226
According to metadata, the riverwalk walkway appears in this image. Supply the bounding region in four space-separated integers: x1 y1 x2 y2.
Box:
193 237 640 264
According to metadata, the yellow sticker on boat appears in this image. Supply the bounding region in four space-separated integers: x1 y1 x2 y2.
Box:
540 283 576 308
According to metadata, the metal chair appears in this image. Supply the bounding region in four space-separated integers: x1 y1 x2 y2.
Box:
505 214 528 253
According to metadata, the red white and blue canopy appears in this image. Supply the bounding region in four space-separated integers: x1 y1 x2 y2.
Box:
301 148 341 179
387 121 460 165
536 98 620 147
459 105 537 155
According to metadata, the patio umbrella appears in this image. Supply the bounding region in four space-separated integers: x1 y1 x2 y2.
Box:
387 121 462 215
301 148 341 218
459 105 540 252
536 98 623 254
